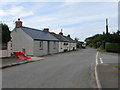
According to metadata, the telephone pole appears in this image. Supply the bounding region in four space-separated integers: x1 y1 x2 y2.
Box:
106 18 109 34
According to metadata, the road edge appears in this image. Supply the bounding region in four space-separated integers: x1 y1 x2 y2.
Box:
95 65 102 89
0 58 44 69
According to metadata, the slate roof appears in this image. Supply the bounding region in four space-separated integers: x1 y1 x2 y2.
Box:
16 26 59 41
50 32 69 42
63 36 76 43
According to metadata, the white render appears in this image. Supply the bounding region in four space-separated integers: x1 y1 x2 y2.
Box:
58 42 70 52
48 41 59 54
68 42 77 51
58 42 64 52
9 28 60 57
73 43 77 50
7 41 12 57
7 27 76 57
33 40 48 56
11 28 34 56
64 42 69 51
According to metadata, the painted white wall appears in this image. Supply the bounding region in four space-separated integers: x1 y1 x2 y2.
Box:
68 42 77 51
7 41 12 57
49 41 59 54
33 40 48 56
69 42 72 51
73 43 77 50
58 42 69 52
58 42 64 52
11 28 34 56
63 42 69 51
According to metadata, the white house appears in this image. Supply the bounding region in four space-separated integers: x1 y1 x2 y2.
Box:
50 32 69 52
63 35 76 51
7 18 76 57
50 31 76 52
8 18 59 56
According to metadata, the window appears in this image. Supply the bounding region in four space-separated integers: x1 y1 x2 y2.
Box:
61 42 62 49
64 42 68 45
11 43 12 47
40 41 43 50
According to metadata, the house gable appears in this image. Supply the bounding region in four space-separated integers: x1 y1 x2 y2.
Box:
11 27 34 55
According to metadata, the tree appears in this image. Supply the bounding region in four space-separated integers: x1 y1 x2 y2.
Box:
75 38 84 48
85 30 120 49
1 23 11 44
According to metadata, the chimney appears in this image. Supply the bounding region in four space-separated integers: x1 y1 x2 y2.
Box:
43 28 49 32
15 18 22 27
59 29 63 35
68 34 70 37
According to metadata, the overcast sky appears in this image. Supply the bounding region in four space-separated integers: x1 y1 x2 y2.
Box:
0 0 119 41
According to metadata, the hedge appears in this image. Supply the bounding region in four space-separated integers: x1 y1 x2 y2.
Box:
105 42 120 53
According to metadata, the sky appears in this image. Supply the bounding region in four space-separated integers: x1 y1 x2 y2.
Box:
0 0 119 41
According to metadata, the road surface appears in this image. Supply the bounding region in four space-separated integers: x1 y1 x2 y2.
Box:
98 51 118 64
3 48 98 88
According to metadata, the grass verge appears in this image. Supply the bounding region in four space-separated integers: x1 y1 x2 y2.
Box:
113 65 120 70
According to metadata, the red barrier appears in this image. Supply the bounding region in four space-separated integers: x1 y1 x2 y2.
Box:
13 52 31 60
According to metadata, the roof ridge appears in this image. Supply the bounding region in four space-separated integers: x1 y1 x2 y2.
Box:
21 26 42 32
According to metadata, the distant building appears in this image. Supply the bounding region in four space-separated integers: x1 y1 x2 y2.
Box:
7 18 76 57
50 32 69 52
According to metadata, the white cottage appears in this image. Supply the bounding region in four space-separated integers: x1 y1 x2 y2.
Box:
8 18 59 56
8 18 76 57
50 32 69 52
63 35 76 51
50 31 76 52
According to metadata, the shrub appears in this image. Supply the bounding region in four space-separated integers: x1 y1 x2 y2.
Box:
105 42 120 53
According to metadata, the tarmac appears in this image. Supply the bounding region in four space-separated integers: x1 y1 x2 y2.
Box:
95 63 119 89
1 56 119 89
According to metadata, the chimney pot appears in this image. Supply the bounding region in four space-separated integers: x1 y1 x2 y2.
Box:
15 18 22 27
18 18 20 20
59 29 63 35
68 35 70 37
43 28 49 32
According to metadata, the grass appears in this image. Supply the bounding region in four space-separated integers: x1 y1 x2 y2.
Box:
113 65 120 70
97 48 105 52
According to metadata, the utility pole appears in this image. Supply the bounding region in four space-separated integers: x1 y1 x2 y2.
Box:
106 18 109 34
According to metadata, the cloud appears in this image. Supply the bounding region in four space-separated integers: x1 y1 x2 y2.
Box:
1 2 118 41
0 0 119 2
0 6 34 17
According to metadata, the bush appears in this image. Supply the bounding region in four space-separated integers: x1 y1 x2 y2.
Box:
105 42 120 53
88 43 93 48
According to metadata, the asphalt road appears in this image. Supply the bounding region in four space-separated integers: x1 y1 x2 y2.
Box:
3 48 97 88
98 51 118 64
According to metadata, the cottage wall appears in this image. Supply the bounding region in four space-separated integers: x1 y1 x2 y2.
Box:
68 42 72 51
33 40 48 56
58 42 64 52
68 43 77 51
64 42 69 51
7 41 12 57
11 28 34 56
74 43 77 50
49 41 59 54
